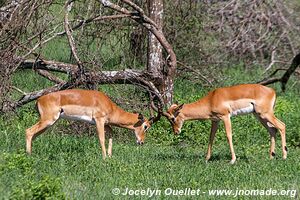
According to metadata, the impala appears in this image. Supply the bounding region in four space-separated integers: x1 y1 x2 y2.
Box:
163 84 287 164
26 89 156 159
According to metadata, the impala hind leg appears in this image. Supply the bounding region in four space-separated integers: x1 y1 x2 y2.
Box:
206 120 219 162
255 114 277 159
260 113 287 160
26 118 58 154
222 115 236 164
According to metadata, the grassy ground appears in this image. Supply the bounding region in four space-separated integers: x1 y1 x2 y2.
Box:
1 66 300 199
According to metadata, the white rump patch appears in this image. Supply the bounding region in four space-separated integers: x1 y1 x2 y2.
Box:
231 104 254 116
60 113 95 124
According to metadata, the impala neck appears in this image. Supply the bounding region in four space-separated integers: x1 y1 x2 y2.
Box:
109 106 139 130
181 97 211 120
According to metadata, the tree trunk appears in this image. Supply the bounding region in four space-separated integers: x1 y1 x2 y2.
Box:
147 0 174 105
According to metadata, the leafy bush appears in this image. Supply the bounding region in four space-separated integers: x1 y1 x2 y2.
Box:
0 152 32 173
10 176 65 200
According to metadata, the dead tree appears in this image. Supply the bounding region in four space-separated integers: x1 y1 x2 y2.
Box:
0 0 176 116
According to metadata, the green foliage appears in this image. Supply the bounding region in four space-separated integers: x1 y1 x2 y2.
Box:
275 97 296 116
0 152 32 173
0 152 65 199
10 176 65 200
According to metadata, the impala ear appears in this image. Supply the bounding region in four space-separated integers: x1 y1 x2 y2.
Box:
148 117 154 123
138 113 145 121
134 113 145 127
134 121 143 127
174 104 184 117
174 103 184 112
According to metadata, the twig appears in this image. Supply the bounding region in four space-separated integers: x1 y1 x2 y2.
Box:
177 61 213 86
11 86 27 95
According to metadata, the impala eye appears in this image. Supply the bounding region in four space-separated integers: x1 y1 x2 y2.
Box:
171 117 175 122
144 125 148 130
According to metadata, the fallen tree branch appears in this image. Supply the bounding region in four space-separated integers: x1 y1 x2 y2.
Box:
36 69 65 84
3 82 72 111
20 59 77 73
11 62 165 111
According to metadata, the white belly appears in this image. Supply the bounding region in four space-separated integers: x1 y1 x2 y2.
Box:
231 104 254 116
60 113 96 124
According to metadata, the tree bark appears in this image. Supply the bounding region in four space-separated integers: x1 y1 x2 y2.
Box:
147 0 163 75
147 0 174 105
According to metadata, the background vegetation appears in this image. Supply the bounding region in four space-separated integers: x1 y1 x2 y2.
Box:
1 0 300 199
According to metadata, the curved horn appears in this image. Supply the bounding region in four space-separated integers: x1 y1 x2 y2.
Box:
174 103 184 112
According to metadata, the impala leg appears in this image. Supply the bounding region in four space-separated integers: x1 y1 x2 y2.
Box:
255 114 277 159
206 120 219 162
105 125 113 157
26 118 57 154
108 138 112 157
261 113 287 160
95 118 106 159
222 115 236 164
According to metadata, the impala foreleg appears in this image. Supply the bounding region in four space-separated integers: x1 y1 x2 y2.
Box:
105 125 113 157
96 118 106 159
222 115 236 164
206 120 219 162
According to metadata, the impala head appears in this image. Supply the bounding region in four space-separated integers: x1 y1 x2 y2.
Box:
163 104 185 135
133 113 153 145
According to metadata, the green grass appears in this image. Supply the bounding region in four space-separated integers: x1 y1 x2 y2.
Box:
0 132 299 199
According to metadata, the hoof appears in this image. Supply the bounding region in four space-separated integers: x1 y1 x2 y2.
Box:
270 152 275 159
283 155 287 160
229 159 236 164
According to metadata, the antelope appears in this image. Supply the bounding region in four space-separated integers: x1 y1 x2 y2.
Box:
162 84 287 164
26 89 157 159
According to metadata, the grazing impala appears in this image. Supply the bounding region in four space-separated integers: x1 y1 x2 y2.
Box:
26 89 155 159
162 84 287 164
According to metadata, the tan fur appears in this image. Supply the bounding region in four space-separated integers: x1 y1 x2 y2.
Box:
165 84 287 164
26 89 151 159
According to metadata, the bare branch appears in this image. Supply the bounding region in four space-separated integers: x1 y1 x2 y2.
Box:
36 69 65 84
257 52 300 91
177 61 213 86
64 0 82 72
11 86 27 95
